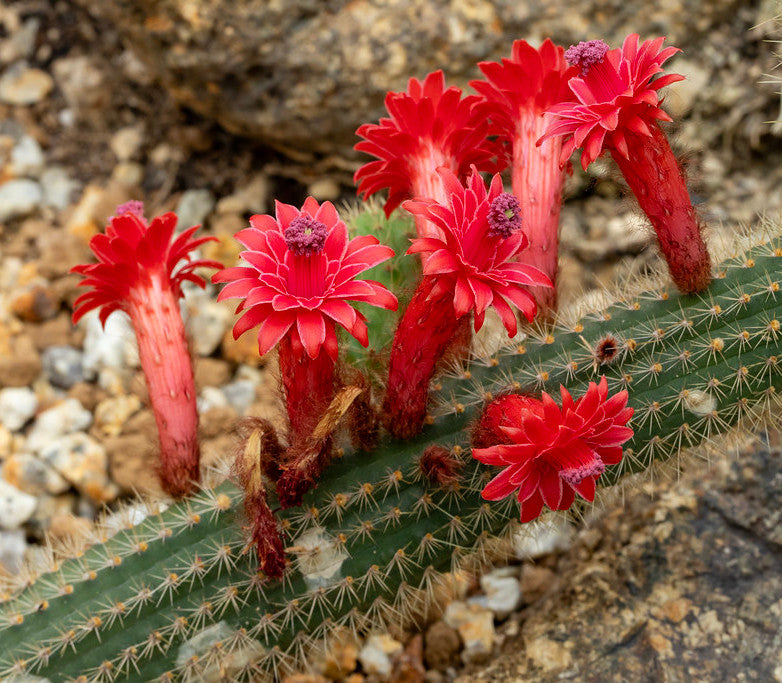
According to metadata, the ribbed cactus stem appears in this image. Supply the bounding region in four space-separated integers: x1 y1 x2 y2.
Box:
384 275 459 439
2 228 782 681
611 122 711 294
127 271 200 497
511 113 566 313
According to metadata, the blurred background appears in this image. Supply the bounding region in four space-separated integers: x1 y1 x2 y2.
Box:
0 1 781 680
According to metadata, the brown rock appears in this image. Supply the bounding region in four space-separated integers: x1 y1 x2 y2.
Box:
221 326 263 367
519 564 556 605
392 633 426 683
199 406 237 440
122 408 156 436
37 232 92 279
47 513 93 545
0 334 41 387
105 433 164 496
9 285 59 322
194 357 232 389
424 621 461 671
67 382 106 412
282 676 328 683
27 313 78 352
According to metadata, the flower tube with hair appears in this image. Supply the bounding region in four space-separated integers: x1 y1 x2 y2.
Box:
383 167 552 439
471 39 577 313
72 202 221 497
541 34 710 293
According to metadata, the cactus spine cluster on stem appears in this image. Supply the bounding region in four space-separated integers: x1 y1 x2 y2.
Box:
2 219 782 680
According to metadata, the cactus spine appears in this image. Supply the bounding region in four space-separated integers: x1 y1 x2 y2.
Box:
2 219 782 681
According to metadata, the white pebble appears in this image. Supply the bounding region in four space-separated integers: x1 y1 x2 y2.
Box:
10 135 44 177
0 478 36 529
0 178 42 221
513 514 573 559
26 398 93 453
0 386 38 431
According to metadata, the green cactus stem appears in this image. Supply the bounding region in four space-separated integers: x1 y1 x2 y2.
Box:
2 228 782 681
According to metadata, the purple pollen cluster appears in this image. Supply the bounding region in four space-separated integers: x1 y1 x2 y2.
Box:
284 215 329 256
115 200 146 220
565 39 610 75
487 192 523 238
559 459 606 486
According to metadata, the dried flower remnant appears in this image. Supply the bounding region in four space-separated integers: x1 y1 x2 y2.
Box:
541 34 711 293
472 39 577 311
354 70 498 239
213 198 397 504
472 378 633 522
383 167 552 439
72 202 221 497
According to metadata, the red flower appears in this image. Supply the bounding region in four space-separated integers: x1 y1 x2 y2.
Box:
213 197 397 361
541 34 683 170
72 201 220 325
403 166 551 335
472 378 634 523
72 202 221 497
354 70 498 232
470 39 577 311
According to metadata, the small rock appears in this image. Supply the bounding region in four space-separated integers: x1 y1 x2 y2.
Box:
0 62 53 105
52 55 105 109
39 432 118 503
216 173 270 215
81 310 139 376
665 59 711 119
2 453 70 495
358 634 403 678
0 17 40 64
176 189 215 229
0 178 42 221
519 564 556 604
93 395 142 437
26 398 93 453
307 178 341 201
198 386 229 413
109 124 145 161
314 628 359 679
47 512 93 545
0 333 41 387
194 357 232 389
9 135 44 177
221 325 263 366
221 379 256 415
110 161 144 187
0 425 13 458
186 296 232 357
0 478 36 529
67 381 103 412
471 566 522 620
425 621 461 671
40 166 79 209
0 386 38 431
106 432 162 496
41 345 85 389
513 515 573 559
0 529 27 573
443 601 495 664
9 284 59 322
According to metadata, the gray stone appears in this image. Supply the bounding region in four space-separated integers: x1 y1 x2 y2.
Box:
41 346 85 389
0 529 27 573
221 379 256 415
470 566 522 620
0 17 40 65
0 478 36 529
0 387 38 431
2 453 70 496
0 61 53 105
513 515 573 560
26 399 93 454
10 135 44 177
185 293 232 357
175 189 215 230
39 432 118 503
40 167 79 210
80 310 139 376
0 178 42 221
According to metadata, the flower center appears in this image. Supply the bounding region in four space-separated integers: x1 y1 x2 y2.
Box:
559 457 605 486
284 215 329 256
565 40 610 76
115 200 146 221
487 193 523 238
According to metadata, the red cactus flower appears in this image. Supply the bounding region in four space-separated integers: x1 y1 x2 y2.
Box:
354 70 498 238
471 378 634 523
213 198 397 504
471 39 577 312
541 34 710 294
383 167 552 439
72 201 221 497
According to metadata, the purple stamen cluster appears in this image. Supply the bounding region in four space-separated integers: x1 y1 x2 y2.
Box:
565 39 610 75
284 215 329 256
487 192 523 238
559 459 606 486
115 200 146 221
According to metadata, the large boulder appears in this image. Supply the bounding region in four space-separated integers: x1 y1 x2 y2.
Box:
73 0 775 157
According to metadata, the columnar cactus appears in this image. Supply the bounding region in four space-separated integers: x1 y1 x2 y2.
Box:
2 215 781 680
